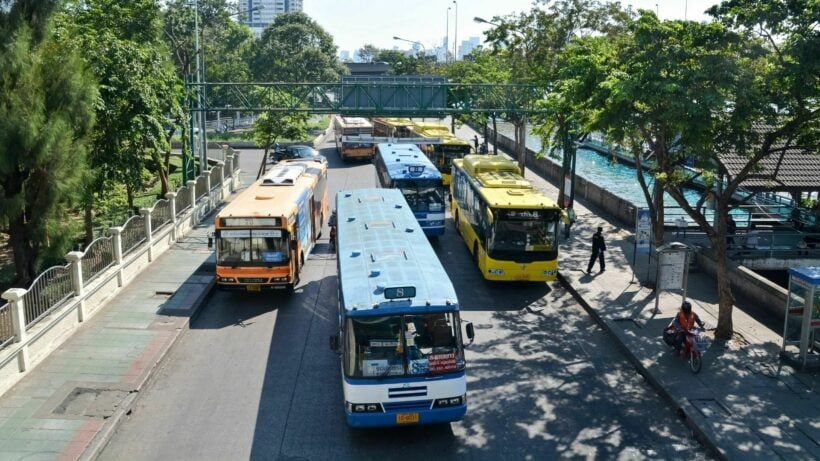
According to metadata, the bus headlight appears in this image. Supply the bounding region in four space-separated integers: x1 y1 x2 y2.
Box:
218 277 236 283
271 276 289 282
487 269 504 276
433 395 464 408
346 401 383 413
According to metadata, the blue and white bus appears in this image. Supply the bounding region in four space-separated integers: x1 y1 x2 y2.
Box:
330 188 474 428
373 143 446 237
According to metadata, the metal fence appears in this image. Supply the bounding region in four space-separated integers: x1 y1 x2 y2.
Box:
121 214 146 256
0 302 12 349
195 176 208 200
81 236 115 286
175 185 192 214
0 156 236 353
151 199 172 234
22 264 74 327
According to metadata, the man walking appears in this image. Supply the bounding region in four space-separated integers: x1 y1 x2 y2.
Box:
587 226 606 274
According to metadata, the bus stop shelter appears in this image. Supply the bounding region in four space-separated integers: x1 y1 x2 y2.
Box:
781 266 820 370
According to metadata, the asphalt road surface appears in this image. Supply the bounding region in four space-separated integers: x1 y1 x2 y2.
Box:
99 144 710 460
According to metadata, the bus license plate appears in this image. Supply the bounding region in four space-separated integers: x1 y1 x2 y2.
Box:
396 413 419 424
247 284 261 292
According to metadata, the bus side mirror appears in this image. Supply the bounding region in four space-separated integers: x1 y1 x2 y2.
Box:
465 322 475 346
485 209 494 225
207 231 215 249
329 334 339 351
290 239 297 251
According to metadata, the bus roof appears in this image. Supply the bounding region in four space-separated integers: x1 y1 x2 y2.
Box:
216 160 324 221
336 116 373 128
455 155 559 209
373 117 414 128
411 122 471 147
336 188 457 315
377 143 442 181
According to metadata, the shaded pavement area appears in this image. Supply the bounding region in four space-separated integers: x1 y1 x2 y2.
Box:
456 123 820 460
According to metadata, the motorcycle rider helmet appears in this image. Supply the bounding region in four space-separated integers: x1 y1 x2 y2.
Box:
681 301 692 313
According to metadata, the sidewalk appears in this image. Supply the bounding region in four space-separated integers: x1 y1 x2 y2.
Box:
0 226 214 460
456 123 820 460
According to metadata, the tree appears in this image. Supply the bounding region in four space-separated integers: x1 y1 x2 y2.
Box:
59 0 183 242
251 12 346 82
252 92 309 179
376 49 434 75
557 4 818 339
356 43 379 63
0 1 97 285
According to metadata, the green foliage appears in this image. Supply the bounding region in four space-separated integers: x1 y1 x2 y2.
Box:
251 92 309 153
59 0 183 211
0 2 97 284
375 49 434 76
356 44 379 63
251 12 347 82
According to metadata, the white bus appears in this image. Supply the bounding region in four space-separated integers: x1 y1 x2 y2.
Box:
332 115 375 162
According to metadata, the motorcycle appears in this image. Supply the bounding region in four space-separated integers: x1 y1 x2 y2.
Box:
663 325 708 373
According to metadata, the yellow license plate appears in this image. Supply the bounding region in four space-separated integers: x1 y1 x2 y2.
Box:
246 284 261 292
396 413 419 424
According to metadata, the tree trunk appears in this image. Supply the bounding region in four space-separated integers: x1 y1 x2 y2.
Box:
710 230 735 340
8 213 36 287
126 182 134 211
257 142 272 180
515 118 526 178
84 203 94 244
652 178 665 245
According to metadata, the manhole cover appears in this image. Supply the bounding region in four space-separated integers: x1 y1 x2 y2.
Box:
53 387 131 419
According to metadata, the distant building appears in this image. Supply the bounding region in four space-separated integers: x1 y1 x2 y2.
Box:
459 37 481 59
240 0 303 36
339 50 351 62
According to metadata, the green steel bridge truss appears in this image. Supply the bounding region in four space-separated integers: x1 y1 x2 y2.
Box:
186 81 547 116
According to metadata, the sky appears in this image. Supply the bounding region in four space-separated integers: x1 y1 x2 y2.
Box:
304 0 722 55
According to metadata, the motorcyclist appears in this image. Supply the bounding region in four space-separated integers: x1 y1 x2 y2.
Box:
670 301 704 355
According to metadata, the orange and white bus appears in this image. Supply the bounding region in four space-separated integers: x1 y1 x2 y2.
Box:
333 115 375 161
212 158 329 292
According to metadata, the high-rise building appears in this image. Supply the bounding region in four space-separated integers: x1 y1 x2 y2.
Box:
459 37 481 59
241 0 303 36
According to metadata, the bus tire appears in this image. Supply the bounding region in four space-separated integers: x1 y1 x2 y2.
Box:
473 242 479 268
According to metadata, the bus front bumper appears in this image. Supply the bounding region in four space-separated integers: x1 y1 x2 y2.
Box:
345 403 467 428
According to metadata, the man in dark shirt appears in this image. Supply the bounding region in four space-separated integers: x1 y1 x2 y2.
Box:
587 226 606 273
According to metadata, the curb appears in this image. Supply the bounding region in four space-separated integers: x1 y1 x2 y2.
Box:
557 272 726 461
82 278 217 461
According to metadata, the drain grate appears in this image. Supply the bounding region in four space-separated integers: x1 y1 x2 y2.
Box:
53 387 132 419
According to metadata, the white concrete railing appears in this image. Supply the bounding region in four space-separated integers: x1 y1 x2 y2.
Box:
0 152 241 396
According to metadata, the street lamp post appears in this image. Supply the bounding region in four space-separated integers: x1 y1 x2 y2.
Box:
446 6 451 63
452 0 458 61
393 36 426 56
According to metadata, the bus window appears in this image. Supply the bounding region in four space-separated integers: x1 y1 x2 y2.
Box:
347 316 404 377
217 231 290 265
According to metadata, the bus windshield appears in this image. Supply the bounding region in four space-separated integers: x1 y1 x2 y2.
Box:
395 180 445 212
345 312 464 378
488 210 558 255
217 229 290 266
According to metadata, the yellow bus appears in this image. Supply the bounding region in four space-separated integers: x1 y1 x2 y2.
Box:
372 117 415 138
450 155 563 282
333 115 375 161
212 158 329 292
410 121 472 185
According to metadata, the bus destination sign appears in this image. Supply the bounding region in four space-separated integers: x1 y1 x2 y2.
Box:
384 286 416 299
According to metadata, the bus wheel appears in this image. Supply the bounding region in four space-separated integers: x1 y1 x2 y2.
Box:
473 242 479 267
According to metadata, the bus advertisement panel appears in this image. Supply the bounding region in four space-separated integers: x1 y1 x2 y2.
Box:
333 115 375 161
212 159 328 291
331 188 474 428
373 143 446 237
450 155 564 282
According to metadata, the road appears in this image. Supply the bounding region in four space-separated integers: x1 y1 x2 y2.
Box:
98 144 710 460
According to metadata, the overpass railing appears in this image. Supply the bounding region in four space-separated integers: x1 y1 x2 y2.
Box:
0 150 241 392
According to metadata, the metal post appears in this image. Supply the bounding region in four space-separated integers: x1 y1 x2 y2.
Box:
2 288 30 371
66 251 85 322
166 192 178 241
452 1 458 61
141 208 153 262
109 226 124 287
205 169 212 212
